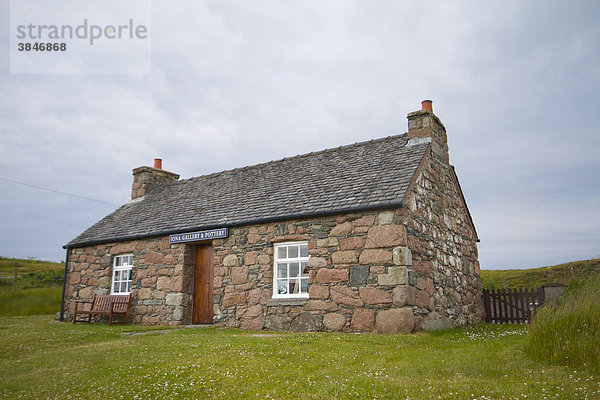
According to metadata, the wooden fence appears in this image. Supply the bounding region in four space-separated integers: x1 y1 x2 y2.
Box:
482 288 544 324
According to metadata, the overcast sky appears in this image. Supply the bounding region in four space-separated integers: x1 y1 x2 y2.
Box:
1 1 599 269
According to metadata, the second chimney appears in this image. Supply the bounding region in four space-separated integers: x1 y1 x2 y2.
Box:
131 159 180 200
407 100 449 163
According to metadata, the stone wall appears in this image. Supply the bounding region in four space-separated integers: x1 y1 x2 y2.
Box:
402 146 484 328
64 237 192 325
541 284 566 305
212 211 420 333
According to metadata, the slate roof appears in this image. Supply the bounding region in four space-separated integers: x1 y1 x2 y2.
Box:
65 134 430 248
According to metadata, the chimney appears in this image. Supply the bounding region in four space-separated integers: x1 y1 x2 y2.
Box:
131 159 180 200
421 100 433 112
407 100 449 162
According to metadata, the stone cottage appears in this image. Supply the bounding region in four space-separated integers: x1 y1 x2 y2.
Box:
61 100 483 333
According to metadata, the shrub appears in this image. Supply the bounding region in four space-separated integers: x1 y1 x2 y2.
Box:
525 275 600 373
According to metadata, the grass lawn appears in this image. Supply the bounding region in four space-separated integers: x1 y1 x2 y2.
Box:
1 316 597 399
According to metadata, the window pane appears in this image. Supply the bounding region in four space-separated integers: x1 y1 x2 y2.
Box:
277 263 287 278
115 257 122 267
127 255 133 265
289 280 299 294
288 246 298 258
277 280 287 294
289 262 299 277
125 269 131 280
277 247 287 259
127 282 132 292
113 283 119 293
299 244 308 257
114 270 119 280
301 279 309 293
300 262 308 277
120 282 127 292
274 243 310 297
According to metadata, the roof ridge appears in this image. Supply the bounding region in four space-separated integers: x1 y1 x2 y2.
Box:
181 132 408 183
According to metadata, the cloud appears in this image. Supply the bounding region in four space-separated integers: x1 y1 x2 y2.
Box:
0 1 598 268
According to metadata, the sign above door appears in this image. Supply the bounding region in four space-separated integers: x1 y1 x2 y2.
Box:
169 228 228 244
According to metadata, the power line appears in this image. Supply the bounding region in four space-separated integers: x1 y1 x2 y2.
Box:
0 177 119 206
1 206 85 228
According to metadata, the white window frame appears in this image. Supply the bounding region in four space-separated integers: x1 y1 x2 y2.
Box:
272 241 309 299
111 254 133 295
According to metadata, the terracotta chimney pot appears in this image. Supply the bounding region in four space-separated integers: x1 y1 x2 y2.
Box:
421 100 433 112
154 158 162 169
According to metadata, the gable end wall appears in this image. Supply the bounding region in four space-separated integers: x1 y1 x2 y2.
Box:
401 148 484 327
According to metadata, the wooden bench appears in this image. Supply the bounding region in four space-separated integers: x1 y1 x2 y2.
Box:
73 294 131 325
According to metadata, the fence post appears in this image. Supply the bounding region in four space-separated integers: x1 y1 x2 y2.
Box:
501 288 507 323
483 289 490 323
492 289 497 323
527 288 533 322
509 288 515 323
518 288 526 323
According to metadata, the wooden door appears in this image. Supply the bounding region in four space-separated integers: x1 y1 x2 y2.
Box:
193 245 213 324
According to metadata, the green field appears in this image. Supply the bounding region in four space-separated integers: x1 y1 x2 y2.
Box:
0 257 63 289
0 257 64 316
480 259 600 290
1 316 597 399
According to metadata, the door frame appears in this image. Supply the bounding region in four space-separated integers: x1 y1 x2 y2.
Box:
192 244 214 324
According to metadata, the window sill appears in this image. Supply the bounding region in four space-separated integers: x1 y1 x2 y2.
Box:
266 298 308 307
